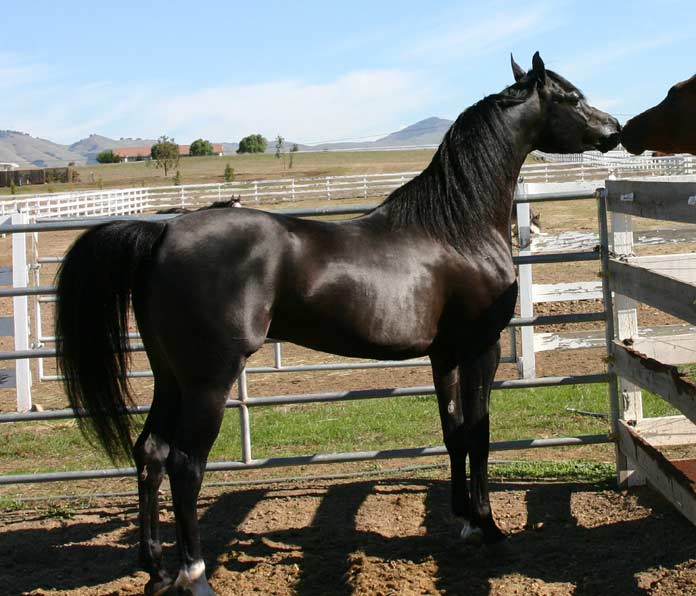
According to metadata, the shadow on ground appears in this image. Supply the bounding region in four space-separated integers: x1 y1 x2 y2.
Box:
2 480 695 595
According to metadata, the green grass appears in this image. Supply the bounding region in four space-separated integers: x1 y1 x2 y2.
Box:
0 384 680 478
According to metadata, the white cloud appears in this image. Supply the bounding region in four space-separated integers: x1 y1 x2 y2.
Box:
127 70 432 144
1 67 433 144
559 34 690 79
399 3 563 64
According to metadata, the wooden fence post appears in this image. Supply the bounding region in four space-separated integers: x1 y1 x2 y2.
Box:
12 212 32 412
516 183 536 379
611 207 645 486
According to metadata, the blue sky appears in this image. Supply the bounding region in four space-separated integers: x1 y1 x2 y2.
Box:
1 0 695 145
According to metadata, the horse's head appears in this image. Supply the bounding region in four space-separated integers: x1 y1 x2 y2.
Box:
504 52 621 154
622 74 696 155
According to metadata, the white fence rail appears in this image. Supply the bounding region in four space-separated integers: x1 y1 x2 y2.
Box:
2 153 696 219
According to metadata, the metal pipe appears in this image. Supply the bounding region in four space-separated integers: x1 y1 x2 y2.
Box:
0 434 610 485
513 251 599 265
0 373 608 424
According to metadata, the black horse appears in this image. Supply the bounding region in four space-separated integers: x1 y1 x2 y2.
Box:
55 53 620 595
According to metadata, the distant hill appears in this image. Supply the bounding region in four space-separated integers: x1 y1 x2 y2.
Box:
0 131 84 168
0 117 452 167
373 117 452 147
69 134 158 163
312 117 453 152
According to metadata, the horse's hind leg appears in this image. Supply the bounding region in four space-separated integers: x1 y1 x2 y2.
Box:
459 342 504 544
168 359 246 596
133 376 178 595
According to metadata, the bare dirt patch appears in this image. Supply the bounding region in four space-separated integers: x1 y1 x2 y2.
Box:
3 475 696 595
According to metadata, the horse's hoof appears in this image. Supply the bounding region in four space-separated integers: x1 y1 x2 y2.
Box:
459 520 484 544
482 525 507 545
145 573 174 596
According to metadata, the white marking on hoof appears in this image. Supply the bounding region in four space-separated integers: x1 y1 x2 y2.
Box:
459 520 483 542
174 560 206 589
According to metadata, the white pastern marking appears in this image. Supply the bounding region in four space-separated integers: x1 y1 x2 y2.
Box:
174 560 206 588
447 400 455 415
459 519 483 542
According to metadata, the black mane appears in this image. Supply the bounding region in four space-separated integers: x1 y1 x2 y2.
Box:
380 94 523 251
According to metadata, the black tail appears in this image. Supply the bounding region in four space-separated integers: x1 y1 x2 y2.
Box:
55 220 167 463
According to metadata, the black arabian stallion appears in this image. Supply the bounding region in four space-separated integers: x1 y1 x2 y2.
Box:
55 53 620 595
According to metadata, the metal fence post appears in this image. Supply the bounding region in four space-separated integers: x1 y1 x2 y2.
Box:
238 369 252 464
12 212 32 412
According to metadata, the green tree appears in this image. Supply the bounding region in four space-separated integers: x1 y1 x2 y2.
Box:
189 138 214 156
224 163 235 182
237 134 267 154
275 135 284 159
150 135 180 176
173 170 182 186
96 149 122 164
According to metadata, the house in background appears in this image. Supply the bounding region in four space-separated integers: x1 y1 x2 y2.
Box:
0 163 20 171
114 144 224 162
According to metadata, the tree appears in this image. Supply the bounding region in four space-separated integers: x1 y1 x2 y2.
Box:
150 135 180 176
237 134 267 154
224 163 235 182
96 149 122 164
189 138 214 156
275 135 284 159
173 170 182 186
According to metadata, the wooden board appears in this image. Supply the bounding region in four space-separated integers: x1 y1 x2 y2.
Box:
612 341 696 425
635 415 696 447
606 178 696 223
617 419 696 526
609 259 696 326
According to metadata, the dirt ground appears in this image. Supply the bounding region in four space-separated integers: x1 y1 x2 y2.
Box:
3 474 696 596
3 203 696 595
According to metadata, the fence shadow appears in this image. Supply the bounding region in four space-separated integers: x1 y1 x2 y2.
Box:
3 479 696 595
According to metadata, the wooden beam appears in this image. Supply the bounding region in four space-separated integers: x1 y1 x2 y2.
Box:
606 178 696 224
609 259 696 326
617 419 696 526
612 341 696 425
635 415 696 447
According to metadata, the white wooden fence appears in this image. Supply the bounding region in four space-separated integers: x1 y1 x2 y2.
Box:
2 153 695 219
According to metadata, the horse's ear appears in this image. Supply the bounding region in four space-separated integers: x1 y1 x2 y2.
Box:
532 51 546 87
511 54 526 82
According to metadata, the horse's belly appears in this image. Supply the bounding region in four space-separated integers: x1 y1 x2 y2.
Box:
268 307 436 360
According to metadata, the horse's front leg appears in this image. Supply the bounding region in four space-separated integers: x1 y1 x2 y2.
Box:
459 341 505 544
430 350 474 539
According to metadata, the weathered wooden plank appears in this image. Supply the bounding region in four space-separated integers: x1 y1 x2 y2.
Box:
606 178 696 223
617 420 696 523
617 420 696 526
609 259 696 326
631 253 696 286
612 341 696 425
532 281 602 303
633 333 696 366
635 415 696 447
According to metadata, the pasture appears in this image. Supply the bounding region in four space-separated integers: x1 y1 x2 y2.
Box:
3 159 696 594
